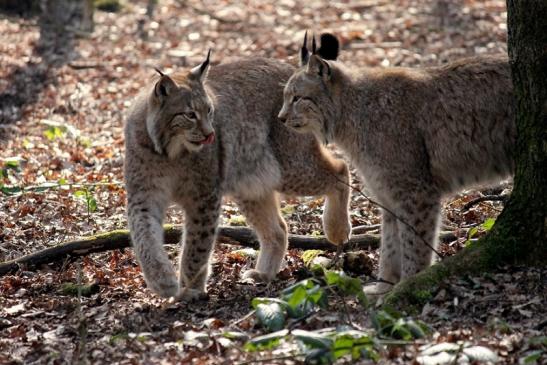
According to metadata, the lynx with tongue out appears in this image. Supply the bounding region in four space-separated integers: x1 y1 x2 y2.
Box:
124 53 353 301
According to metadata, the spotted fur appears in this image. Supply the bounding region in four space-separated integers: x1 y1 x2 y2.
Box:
124 57 352 299
279 34 515 295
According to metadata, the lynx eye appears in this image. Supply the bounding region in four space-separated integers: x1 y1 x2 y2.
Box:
207 106 213 115
185 111 197 120
292 96 301 103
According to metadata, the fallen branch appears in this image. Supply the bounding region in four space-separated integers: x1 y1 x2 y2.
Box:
0 226 456 277
352 224 381 234
461 194 509 211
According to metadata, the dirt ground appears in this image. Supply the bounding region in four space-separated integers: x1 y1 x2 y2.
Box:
0 0 545 364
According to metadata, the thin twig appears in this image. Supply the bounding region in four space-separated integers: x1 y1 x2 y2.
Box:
352 224 382 234
461 194 509 211
228 309 256 330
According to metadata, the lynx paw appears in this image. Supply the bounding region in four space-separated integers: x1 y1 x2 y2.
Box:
363 282 393 298
324 218 352 245
174 288 208 302
147 273 179 298
242 269 274 283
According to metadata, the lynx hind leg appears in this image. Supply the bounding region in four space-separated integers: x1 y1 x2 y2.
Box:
177 195 220 301
127 191 178 298
363 210 401 297
322 155 352 245
235 193 288 283
397 193 441 280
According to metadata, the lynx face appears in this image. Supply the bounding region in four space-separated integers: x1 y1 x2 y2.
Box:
146 54 215 158
278 33 340 144
278 68 333 143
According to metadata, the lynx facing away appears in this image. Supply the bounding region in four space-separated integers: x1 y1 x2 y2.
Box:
124 54 351 299
279 34 515 295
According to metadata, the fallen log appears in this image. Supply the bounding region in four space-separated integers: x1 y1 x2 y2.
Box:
0 226 457 277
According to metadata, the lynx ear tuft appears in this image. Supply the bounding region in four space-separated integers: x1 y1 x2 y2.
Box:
190 49 212 82
316 33 339 60
154 67 166 77
300 31 310 67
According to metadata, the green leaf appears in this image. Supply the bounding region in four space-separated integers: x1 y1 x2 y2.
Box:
286 285 308 310
332 337 354 359
78 136 92 148
74 189 98 213
281 278 318 296
406 320 427 339
228 214 246 226
44 125 67 141
251 297 289 310
1 185 23 195
60 282 99 297
280 204 296 215
522 350 543 364
88 196 97 212
3 157 22 169
468 226 478 239
304 348 334 365
281 279 327 317
481 217 496 231
74 190 87 198
244 329 289 352
293 329 333 349
324 270 363 296
302 250 325 267
255 303 286 332
307 285 328 308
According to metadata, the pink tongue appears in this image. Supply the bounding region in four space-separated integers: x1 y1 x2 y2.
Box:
201 133 215 145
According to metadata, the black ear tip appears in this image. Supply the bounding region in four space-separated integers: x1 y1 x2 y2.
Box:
154 67 165 77
317 33 340 61
320 33 339 47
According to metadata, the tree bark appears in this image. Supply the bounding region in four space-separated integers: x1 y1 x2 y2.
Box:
384 0 547 310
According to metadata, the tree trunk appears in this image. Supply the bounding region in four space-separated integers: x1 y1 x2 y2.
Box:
384 1 547 310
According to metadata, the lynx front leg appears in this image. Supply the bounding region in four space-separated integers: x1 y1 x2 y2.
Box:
177 195 220 301
363 210 401 297
235 193 288 282
397 195 441 279
127 191 178 298
323 162 352 245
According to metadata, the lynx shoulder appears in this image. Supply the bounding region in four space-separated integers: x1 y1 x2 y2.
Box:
124 55 351 300
279 33 515 295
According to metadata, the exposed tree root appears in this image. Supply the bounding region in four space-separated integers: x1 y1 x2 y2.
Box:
0 226 456 277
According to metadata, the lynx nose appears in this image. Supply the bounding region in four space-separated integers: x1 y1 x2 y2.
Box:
201 132 215 145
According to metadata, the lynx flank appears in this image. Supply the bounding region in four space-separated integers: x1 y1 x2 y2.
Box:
279 33 515 295
124 54 351 300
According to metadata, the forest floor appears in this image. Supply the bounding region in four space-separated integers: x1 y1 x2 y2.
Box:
0 0 545 364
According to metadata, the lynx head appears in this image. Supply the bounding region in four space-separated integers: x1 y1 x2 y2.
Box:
278 32 340 144
146 50 215 158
